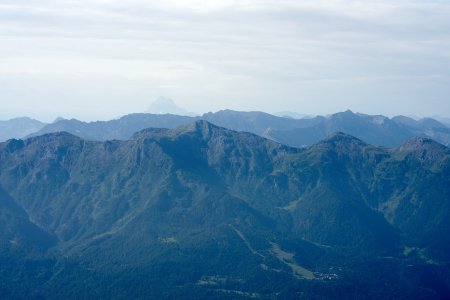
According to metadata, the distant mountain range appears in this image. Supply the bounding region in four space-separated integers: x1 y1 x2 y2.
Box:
0 117 46 142
0 121 449 298
28 113 194 141
4 110 447 148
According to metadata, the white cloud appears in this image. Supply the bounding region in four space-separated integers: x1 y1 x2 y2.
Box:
0 0 449 120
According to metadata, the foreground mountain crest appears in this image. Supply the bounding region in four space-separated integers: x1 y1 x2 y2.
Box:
0 121 449 299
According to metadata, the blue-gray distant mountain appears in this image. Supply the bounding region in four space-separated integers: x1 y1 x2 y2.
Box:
274 111 314 119
147 96 198 117
24 110 450 148
202 109 324 134
204 110 450 147
0 121 449 299
29 113 195 141
266 110 415 147
434 116 450 127
392 115 450 146
0 117 46 142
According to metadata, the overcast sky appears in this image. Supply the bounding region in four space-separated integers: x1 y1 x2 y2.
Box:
1 0 449 121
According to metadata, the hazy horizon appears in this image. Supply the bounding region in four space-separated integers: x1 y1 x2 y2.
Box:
1 0 449 122
1 100 447 124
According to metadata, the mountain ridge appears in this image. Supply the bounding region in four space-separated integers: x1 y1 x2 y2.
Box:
0 117 46 142
22 110 450 147
1 120 450 298
13 110 448 149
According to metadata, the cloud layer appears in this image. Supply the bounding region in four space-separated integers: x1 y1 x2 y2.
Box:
0 0 449 120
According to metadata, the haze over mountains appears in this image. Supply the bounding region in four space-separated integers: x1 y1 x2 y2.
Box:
3 0 450 297
147 96 198 117
1 100 450 298
0 120 449 298
3 108 448 148
0 117 46 142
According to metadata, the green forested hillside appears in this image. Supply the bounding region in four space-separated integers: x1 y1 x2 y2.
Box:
0 121 449 299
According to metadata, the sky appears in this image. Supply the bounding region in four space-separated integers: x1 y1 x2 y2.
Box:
0 0 450 122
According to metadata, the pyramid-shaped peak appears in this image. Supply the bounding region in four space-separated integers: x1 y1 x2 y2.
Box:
396 136 448 152
147 96 197 116
333 109 356 117
322 131 365 144
308 131 373 158
394 136 450 165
